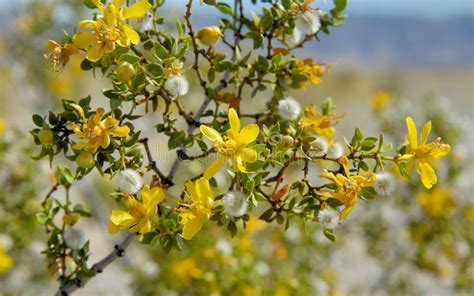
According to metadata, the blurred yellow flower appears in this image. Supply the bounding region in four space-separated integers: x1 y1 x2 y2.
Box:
399 117 450 189
200 108 260 177
417 188 454 217
294 58 330 88
70 106 130 152
172 258 203 281
319 156 376 219
369 91 391 112
0 118 5 136
44 40 79 73
0 243 13 274
196 26 223 46
179 178 215 240
109 185 165 234
73 0 151 61
300 104 339 146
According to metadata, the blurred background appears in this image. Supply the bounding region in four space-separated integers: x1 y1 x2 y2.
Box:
0 0 473 295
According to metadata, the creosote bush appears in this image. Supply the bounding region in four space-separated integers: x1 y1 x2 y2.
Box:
31 0 451 294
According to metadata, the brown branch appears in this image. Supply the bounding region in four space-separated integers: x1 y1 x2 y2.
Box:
54 233 136 296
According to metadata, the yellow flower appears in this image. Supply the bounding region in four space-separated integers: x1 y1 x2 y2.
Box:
179 178 215 240
70 106 130 152
318 156 376 220
400 117 450 189
44 40 79 73
416 188 454 217
369 91 391 112
0 243 13 274
300 105 339 146
109 184 165 234
294 58 330 88
171 258 203 281
0 118 6 136
196 26 223 46
73 0 151 62
200 108 260 177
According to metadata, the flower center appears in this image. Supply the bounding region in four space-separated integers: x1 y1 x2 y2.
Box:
343 179 359 196
214 136 238 156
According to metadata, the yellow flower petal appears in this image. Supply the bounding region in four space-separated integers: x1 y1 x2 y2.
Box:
72 32 96 49
238 124 260 144
111 125 130 137
122 0 152 19
200 125 222 142
196 177 211 202
420 120 432 145
228 108 240 138
101 134 111 148
122 23 140 45
110 210 136 227
203 155 227 179
240 147 257 163
182 217 204 240
86 44 105 62
417 161 437 189
406 116 418 150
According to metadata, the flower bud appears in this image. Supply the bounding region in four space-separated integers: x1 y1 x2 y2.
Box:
196 26 223 46
63 213 80 226
279 135 295 148
63 228 85 249
75 151 95 169
38 130 54 146
222 190 248 217
308 137 328 158
278 96 302 121
318 207 339 229
116 62 136 83
116 169 143 194
165 75 189 97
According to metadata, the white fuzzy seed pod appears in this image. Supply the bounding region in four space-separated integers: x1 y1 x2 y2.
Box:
327 142 345 159
64 228 85 249
308 137 329 158
165 75 189 97
278 96 302 121
318 207 340 229
222 190 248 217
296 10 321 35
285 27 303 47
375 172 396 196
116 169 143 195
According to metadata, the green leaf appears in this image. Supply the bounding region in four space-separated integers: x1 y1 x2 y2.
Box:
32 114 44 127
227 221 237 237
259 207 274 221
323 228 336 242
216 2 233 16
333 0 347 12
145 63 164 78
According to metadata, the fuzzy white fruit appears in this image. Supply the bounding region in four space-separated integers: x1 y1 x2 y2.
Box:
318 207 340 229
222 190 248 217
64 228 85 249
375 172 396 196
327 142 345 159
285 27 303 47
165 75 189 97
308 136 329 157
296 10 321 35
278 96 302 121
116 169 143 195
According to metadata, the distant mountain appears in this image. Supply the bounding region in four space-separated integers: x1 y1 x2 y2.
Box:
303 15 474 69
